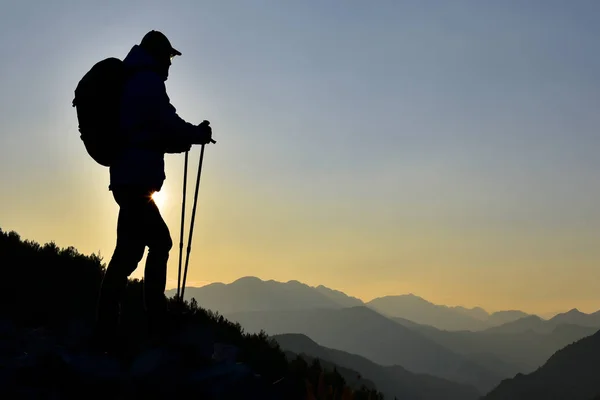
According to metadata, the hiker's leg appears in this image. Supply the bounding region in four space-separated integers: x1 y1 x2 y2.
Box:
143 195 173 321
96 189 147 335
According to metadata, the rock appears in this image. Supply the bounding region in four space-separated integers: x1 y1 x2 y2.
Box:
62 319 94 350
0 336 21 361
130 347 171 379
69 352 125 382
0 319 17 338
128 347 188 398
165 321 215 370
21 327 57 356
13 348 74 393
0 315 293 399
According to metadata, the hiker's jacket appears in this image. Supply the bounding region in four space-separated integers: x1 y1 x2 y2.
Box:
109 45 199 192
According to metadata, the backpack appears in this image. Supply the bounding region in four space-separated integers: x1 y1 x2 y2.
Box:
72 57 130 167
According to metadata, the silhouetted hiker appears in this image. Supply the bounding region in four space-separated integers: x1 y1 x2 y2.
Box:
93 30 213 351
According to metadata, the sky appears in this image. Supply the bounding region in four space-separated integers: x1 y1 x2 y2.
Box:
1 0 599 315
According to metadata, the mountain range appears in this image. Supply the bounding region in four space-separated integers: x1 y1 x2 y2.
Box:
169 276 600 332
394 316 598 377
167 276 361 315
169 276 533 330
171 276 600 397
367 295 530 331
226 306 503 393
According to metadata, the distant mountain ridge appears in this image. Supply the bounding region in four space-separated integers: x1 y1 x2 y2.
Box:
314 285 364 308
484 310 600 335
169 276 534 330
166 276 364 314
366 294 532 331
170 276 600 333
393 316 598 377
549 308 600 328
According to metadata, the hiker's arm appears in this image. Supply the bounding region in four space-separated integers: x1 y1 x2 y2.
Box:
150 77 209 147
129 72 207 148
157 95 201 145
164 141 191 154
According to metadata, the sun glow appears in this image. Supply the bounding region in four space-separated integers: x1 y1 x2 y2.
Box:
151 191 167 208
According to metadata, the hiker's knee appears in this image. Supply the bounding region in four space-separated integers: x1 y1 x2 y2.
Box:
163 234 173 252
150 235 172 259
149 225 172 256
112 241 145 266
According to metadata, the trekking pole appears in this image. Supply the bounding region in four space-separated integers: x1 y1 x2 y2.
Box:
176 151 189 300
180 137 216 303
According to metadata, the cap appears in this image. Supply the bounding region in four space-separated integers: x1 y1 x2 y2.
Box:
140 30 182 58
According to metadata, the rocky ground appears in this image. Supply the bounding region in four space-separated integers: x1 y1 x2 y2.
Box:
0 317 291 399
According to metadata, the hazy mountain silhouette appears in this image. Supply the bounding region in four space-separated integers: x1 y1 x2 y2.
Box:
483 315 551 334
226 306 503 392
274 333 481 400
367 294 494 331
549 308 600 328
166 276 363 314
484 312 600 335
488 310 530 326
177 278 532 332
314 285 364 308
483 329 600 399
452 306 490 321
395 316 598 378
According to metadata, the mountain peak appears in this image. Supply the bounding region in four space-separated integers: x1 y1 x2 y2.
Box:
285 279 306 286
169 276 350 315
369 293 430 303
232 276 263 284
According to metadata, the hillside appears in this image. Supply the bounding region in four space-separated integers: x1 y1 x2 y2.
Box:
226 307 503 392
274 333 481 400
483 329 600 399
395 316 598 376
166 277 361 314
282 350 379 394
0 227 383 399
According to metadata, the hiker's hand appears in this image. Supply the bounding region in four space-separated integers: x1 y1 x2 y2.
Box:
193 120 212 145
180 142 192 152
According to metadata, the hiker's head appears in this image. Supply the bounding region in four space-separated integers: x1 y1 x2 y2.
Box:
140 30 181 80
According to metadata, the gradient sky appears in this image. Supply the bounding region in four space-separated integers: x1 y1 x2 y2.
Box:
1 0 599 315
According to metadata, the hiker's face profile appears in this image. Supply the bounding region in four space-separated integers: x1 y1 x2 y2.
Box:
153 53 172 81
